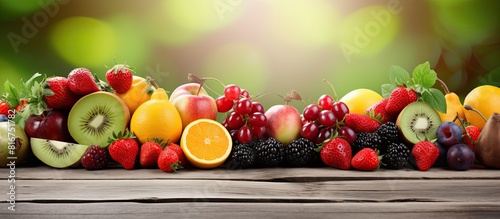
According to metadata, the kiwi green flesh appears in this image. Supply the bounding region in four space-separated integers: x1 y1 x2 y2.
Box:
31 138 89 168
68 92 127 148
397 102 442 144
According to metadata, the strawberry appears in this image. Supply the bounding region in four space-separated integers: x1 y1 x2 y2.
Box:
158 148 182 173
139 138 164 168
166 143 187 167
319 137 352 170
67 68 100 96
351 148 379 171
106 64 133 94
345 113 381 133
81 145 109 170
15 99 27 112
365 98 396 123
108 130 139 170
43 76 79 110
463 125 480 153
385 86 418 114
0 100 10 115
411 141 439 171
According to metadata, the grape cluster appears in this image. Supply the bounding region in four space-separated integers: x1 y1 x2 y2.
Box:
216 84 267 144
300 94 355 144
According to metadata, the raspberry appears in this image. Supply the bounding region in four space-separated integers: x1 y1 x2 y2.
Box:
81 145 109 170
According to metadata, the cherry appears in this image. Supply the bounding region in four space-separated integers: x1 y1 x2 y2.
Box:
332 101 349 121
234 98 253 115
250 102 264 114
227 112 244 129
303 104 321 121
249 112 267 127
319 110 336 127
237 126 252 144
224 84 241 100
216 96 234 113
318 94 334 110
300 122 319 140
339 126 356 143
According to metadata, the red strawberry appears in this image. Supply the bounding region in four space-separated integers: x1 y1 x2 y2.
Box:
319 137 352 170
108 130 139 170
345 113 381 133
15 99 27 112
140 139 164 168
385 86 418 114
158 148 182 173
411 141 439 171
106 64 133 94
365 98 396 123
166 143 187 167
351 148 379 171
463 125 480 153
0 100 10 115
81 145 109 170
43 76 79 109
67 68 100 96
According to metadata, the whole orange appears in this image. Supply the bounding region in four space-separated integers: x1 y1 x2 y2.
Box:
463 85 500 130
116 76 155 115
130 88 183 144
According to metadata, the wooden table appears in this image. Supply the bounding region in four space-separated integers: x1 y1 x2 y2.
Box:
2 165 500 218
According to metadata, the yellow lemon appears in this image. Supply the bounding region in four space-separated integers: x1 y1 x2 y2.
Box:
116 76 155 115
130 88 183 144
339 89 383 114
464 85 500 130
180 119 232 169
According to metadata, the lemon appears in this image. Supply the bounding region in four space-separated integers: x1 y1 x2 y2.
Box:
130 88 183 144
339 89 383 114
464 85 500 130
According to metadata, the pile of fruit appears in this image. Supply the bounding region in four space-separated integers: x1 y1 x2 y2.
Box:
1 61 500 173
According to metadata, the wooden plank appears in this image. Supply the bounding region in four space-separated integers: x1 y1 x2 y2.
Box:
2 202 500 218
6 179 500 203
5 165 500 181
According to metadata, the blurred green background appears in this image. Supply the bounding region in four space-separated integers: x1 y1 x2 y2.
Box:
0 0 499 109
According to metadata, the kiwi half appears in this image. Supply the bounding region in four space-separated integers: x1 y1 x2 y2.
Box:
68 92 130 147
396 101 442 144
31 137 89 168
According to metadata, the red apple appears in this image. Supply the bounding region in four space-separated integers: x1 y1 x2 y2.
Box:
24 110 73 142
265 105 302 145
170 83 217 128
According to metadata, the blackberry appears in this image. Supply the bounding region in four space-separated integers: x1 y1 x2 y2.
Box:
229 143 255 169
254 138 284 167
376 122 400 143
81 145 109 170
284 138 315 167
382 143 410 169
351 132 383 154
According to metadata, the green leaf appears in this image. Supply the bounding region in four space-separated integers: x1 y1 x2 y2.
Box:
381 83 397 98
421 88 447 113
412 62 436 89
389 65 410 86
3 80 20 108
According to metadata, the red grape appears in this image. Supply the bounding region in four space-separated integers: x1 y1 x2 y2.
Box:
303 104 321 121
249 112 267 127
216 96 233 113
251 126 266 139
300 122 319 140
339 126 356 143
318 94 334 110
318 110 336 127
332 101 349 121
315 127 334 144
234 98 252 115
224 84 241 100
227 112 244 129
237 126 252 144
250 102 264 114
240 89 250 98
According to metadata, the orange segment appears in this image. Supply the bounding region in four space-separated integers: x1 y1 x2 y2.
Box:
180 119 232 169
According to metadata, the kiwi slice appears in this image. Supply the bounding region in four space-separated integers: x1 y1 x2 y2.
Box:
68 92 130 147
31 137 89 168
396 101 442 144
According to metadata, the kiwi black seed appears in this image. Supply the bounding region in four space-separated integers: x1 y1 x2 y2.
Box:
396 101 442 144
31 138 89 168
68 92 130 148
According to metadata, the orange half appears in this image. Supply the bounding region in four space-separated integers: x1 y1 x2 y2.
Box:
180 119 232 169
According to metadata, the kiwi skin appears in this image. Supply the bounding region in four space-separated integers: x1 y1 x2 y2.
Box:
68 91 130 148
396 101 442 144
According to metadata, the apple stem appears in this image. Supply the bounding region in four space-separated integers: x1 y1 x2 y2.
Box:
436 77 450 94
464 104 488 122
147 77 159 89
323 79 339 101
196 80 205 96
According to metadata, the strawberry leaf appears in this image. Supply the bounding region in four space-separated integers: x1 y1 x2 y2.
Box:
422 88 447 113
412 62 436 89
3 80 20 108
389 65 410 86
381 83 397 98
